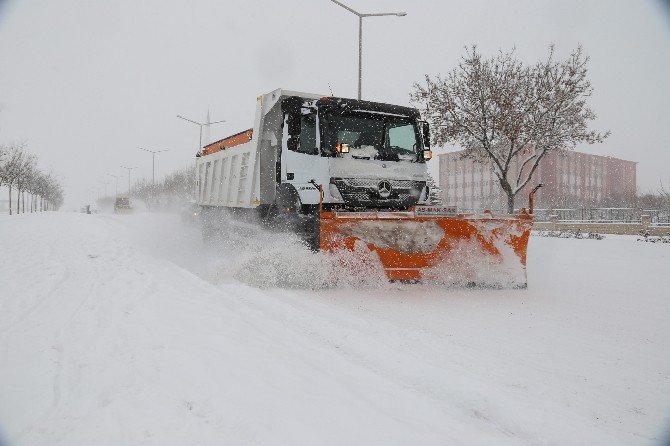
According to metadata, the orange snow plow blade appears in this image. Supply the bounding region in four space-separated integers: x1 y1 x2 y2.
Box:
320 208 533 286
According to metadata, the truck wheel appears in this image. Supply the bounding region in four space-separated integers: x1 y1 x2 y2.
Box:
276 187 320 251
275 186 301 232
300 205 320 252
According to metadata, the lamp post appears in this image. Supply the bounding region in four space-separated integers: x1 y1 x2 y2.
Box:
138 147 169 184
120 166 138 195
176 115 225 154
106 174 119 197
329 0 406 100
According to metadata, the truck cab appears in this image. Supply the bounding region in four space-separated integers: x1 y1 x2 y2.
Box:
278 95 431 212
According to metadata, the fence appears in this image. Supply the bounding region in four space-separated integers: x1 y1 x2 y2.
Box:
533 208 670 225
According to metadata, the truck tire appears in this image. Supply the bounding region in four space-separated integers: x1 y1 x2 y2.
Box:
275 185 320 251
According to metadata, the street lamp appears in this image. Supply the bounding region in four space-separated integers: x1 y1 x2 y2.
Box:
329 0 406 100
176 115 225 155
120 166 138 195
106 174 119 197
138 147 169 184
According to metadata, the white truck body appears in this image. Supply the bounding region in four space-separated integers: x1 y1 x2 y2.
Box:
196 88 430 212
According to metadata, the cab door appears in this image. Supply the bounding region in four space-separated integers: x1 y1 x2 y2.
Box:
281 110 328 185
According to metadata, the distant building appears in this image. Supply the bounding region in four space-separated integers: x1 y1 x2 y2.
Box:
438 149 637 211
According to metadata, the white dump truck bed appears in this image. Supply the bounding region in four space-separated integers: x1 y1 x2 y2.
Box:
196 135 260 208
195 88 323 209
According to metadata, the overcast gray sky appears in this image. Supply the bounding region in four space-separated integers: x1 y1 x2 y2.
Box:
1 0 669 207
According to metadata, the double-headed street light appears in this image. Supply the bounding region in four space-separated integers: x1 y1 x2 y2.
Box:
120 165 138 195
176 115 225 155
138 147 169 184
329 0 406 100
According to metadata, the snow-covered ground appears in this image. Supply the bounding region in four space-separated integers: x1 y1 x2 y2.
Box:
1 211 669 445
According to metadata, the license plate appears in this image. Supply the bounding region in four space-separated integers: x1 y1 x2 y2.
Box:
414 205 458 217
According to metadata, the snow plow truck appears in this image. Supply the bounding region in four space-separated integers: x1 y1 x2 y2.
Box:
195 89 534 285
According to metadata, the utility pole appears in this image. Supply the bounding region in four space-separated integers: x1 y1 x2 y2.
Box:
176 114 225 154
107 174 119 197
138 147 169 184
329 0 406 100
120 166 138 195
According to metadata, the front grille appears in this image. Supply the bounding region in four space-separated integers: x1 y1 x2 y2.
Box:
341 178 417 189
331 178 426 210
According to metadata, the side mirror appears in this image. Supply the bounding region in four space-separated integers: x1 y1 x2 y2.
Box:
281 96 303 137
287 114 301 137
422 121 430 149
287 137 299 151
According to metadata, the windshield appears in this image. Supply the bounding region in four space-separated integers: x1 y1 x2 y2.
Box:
322 112 421 162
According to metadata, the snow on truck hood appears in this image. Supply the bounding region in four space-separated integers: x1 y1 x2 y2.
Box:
342 145 417 162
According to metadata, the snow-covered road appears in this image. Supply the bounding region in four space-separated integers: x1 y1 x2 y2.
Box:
1 212 669 445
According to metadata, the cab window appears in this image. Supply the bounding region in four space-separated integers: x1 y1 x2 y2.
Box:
298 114 318 155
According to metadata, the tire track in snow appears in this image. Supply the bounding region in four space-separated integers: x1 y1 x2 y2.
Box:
216 284 532 443
9 229 105 444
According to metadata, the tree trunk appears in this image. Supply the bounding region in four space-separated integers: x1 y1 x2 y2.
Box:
8 185 12 215
498 177 516 214
16 186 20 214
507 193 515 214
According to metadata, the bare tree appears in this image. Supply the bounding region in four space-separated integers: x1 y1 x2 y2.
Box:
42 173 64 211
128 165 196 210
411 45 609 213
14 151 37 214
0 143 28 215
34 173 48 212
0 143 64 214
660 180 670 201
25 166 40 212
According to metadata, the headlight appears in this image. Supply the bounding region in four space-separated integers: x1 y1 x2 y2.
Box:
336 143 349 154
423 150 432 160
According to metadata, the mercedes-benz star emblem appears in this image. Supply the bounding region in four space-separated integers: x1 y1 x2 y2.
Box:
378 180 392 199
